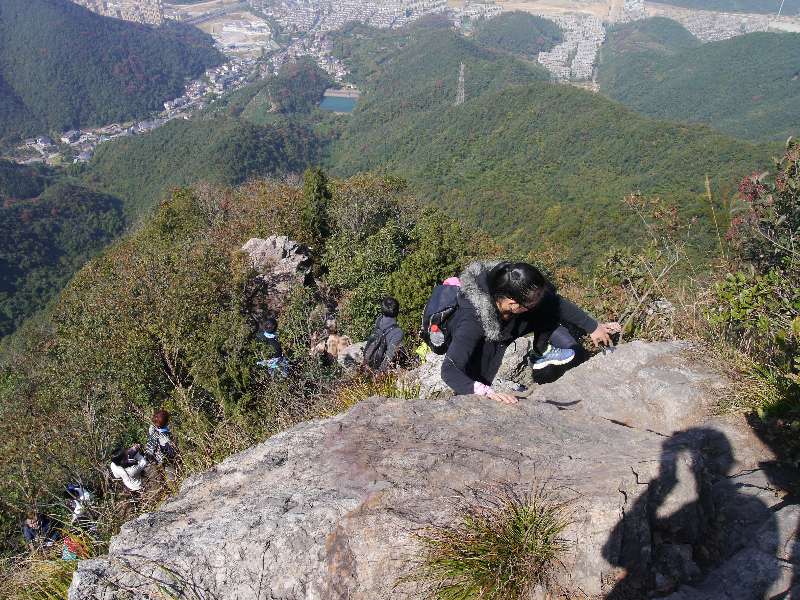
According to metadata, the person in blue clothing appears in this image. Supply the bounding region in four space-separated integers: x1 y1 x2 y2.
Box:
22 510 58 553
442 261 621 404
256 317 289 377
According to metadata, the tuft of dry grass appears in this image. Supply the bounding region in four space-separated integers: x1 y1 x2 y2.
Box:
0 533 97 600
410 482 572 600
329 371 421 414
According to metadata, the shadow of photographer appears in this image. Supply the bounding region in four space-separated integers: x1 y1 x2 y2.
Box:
602 426 795 599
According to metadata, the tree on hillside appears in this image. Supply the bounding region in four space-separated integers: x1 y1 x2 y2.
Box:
301 167 332 252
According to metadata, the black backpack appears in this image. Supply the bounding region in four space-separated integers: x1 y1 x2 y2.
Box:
363 323 399 370
420 283 461 354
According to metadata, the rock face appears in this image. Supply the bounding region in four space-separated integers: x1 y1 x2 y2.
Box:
241 236 312 315
70 342 796 599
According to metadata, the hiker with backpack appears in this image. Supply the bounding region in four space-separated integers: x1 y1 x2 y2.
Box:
22 510 58 553
145 409 178 466
109 443 148 492
363 297 404 372
422 261 621 404
256 317 290 378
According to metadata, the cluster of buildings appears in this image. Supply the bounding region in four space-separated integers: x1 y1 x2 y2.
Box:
453 2 503 23
620 0 646 22
268 33 350 81
248 0 451 33
537 15 605 81
8 56 260 166
251 0 501 82
643 2 800 41
645 3 775 41
70 0 163 26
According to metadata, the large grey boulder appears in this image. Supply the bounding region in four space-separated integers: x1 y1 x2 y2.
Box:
69 342 792 599
241 236 312 315
241 235 310 277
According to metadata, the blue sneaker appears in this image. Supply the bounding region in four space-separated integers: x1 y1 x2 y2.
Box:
531 345 575 370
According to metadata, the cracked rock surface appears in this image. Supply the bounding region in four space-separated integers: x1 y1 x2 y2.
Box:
69 342 795 599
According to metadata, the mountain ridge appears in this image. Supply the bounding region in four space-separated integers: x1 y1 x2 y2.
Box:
598 20 800 141
0 0 223 142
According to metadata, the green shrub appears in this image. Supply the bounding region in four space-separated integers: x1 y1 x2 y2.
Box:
412 483 571 600
708 138 799 454
323 173 494 341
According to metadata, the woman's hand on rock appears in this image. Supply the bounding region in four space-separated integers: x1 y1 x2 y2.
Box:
590 322 622 347
488 392 518 405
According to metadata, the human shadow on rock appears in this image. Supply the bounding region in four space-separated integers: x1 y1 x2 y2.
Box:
602 427 781 599
745 413 800 600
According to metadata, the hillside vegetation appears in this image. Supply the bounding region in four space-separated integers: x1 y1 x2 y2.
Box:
2 141 798 589
265 58 332 114
0 160 49 201
598 21 800 141
0 161 125 337
472 11 563 58
599 16 701 55
0 0 223 142
327 24 772 263
0 172 494 558
85 117 320 218
655 0 800 14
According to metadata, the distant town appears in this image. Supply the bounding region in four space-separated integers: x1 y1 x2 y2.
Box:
4 0 800 166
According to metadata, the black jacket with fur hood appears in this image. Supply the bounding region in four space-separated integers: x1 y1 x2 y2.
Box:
441 261 598 395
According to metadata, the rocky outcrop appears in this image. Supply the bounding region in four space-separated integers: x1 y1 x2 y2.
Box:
241 236 312 316
242 236 310 276
70 342 796 599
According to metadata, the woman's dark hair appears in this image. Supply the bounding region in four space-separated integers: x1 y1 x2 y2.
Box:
487 262 553 308
381 296 400 318
262 317 278 334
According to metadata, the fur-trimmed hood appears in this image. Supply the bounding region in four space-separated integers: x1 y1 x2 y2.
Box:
458 260 505 342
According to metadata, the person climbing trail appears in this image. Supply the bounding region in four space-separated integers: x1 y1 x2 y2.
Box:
311 318 352 365
65 483 94 527
256 317 289 378
22 511 58 553
363 296 404 372
146 410 177 465
109 444 148 492
426 261 620 403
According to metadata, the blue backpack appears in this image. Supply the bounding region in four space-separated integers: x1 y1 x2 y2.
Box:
420 282 461 354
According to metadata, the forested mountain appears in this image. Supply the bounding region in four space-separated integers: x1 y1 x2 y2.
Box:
0 0 223 142
0 64 324 336
0 160 49 201
0 161 125 337
598 20 800 141
598 16 701 56
265 58 332 114
654 0 800 14
85 117 321 218
472 11 563 58
326 24 772 263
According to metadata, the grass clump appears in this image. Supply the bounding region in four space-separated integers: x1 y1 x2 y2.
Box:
412 483 571 600
331 371 421 413
0 533 96 600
